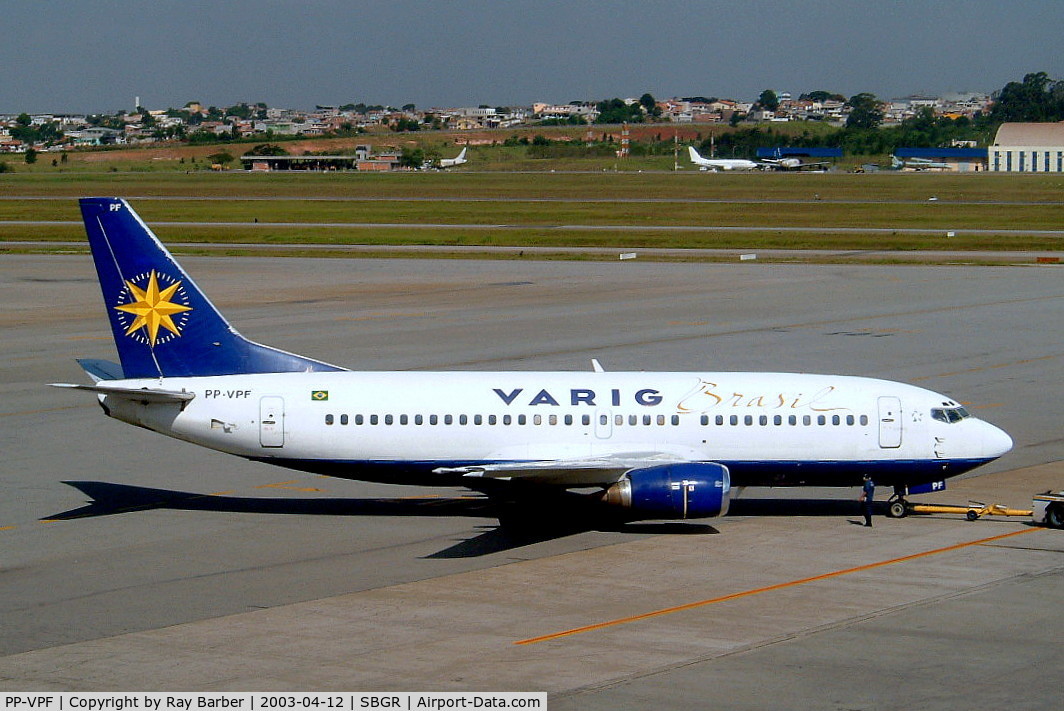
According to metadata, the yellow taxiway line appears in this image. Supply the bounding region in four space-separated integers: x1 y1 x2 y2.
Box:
515 527 1038 646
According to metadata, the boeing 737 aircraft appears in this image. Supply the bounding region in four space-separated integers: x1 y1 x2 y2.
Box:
422 148 467 170
56 199 1012 525
760 148 831 172
688 146 759 171
437 147 468 168
891 156 951 171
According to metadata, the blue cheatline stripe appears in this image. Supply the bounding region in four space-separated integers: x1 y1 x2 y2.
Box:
247 457 995 488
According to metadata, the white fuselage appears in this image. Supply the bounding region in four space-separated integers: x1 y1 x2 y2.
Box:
688 147 759 171
696 159 759 171
100 370 1011 488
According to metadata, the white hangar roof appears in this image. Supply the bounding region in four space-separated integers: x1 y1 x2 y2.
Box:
993 122 1064 145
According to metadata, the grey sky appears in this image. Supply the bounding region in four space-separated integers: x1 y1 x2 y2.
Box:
3 1 1061 113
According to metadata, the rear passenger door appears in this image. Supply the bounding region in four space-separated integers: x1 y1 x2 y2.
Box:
259 396 285 448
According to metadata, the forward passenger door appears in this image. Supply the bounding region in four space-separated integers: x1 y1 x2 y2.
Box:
877 396 902 448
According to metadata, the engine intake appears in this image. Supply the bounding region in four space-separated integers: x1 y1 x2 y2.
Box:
600 462 731 519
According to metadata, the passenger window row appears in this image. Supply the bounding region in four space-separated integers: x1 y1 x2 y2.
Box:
325 413 591 426
323 412 870 427
700 413 869 427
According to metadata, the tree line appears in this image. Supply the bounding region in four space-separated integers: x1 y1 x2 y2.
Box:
707 72 1064 158
5 72 1063 167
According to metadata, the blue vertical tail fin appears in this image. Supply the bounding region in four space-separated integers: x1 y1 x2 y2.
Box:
80 197 344 379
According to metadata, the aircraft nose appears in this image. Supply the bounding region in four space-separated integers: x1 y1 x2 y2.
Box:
982 422 1013 459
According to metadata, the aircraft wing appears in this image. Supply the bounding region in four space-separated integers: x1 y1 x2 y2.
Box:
51 382 195 405
435 451 693 487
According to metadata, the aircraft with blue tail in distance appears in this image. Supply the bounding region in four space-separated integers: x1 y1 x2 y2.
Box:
760 147 832 172
54 198 1013 527
892 155 951 171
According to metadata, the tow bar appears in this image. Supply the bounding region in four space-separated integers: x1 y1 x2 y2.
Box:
897 500 1033 521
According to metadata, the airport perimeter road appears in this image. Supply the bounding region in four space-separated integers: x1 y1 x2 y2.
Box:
1 256 1062 701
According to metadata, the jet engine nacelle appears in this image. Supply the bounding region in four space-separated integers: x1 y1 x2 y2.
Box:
601 463 731 519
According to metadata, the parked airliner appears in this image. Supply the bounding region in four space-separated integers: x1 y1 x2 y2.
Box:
760 148 831 172
688 146 759 171
56 199 1012 524
437 147 468 168
891 156 951 171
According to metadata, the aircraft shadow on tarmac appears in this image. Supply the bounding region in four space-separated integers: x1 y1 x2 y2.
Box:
51 480 498 521
48 481 865 558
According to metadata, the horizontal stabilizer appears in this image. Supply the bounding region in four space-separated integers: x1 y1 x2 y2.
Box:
76 358 124 382
51 382 195 404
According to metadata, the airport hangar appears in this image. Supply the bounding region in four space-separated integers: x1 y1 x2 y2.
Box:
893 147 989 171
241 154 401 171
989 121 1064 172
785 121 1064 173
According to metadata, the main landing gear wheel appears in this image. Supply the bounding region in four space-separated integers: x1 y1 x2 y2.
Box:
887 498 909 518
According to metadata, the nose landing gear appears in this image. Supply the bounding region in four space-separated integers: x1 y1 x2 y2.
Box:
886 484 911 518
887 496 909 518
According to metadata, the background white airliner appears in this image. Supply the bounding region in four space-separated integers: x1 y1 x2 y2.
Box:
688 146 760 171
437 147 467 168
56 199 1012 526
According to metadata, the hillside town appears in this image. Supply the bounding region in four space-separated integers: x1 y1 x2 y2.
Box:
0 91 994 153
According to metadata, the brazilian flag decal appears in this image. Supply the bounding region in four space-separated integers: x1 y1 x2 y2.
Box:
311 390 329 401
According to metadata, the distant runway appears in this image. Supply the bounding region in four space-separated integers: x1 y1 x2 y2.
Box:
5 219 1064 237
3 194 1063 206
4 240 1060 265
0 255 1061 703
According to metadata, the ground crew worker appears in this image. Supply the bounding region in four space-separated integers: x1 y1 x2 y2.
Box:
859 474 875 527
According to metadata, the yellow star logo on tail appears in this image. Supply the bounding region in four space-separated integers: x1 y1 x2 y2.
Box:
114 270 193 346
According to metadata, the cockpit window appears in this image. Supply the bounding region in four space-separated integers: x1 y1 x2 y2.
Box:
931 407 972 424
